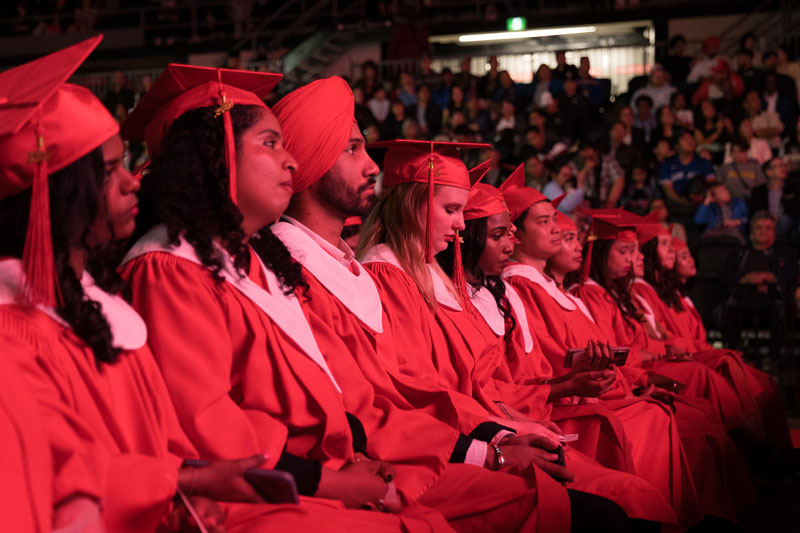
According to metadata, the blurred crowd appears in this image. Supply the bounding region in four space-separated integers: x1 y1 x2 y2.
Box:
347 34 800 248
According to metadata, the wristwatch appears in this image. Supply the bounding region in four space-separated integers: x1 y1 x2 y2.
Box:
492 444 505 470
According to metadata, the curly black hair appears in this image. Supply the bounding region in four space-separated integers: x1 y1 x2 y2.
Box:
437 217 515 339
641 238 684 311
589 239 642 329
0 147 124 365
135 104 306 296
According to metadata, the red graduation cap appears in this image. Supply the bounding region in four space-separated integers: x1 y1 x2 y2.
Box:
464 183 507 221
368 139 489 262
672 236 688 251
635 212 671 245
121 63 281 205
368 139 489 307
0 35 118 307
578 208 642 282
498 163 548 222
551 195 578 233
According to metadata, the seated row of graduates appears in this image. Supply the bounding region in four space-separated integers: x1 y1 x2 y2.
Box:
1 37 792 532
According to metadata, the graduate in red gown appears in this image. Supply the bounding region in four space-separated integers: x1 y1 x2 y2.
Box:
634 221 781 443
0 39 400 533
354 140 684 529
639 228 792 449
569 211 760 521
501 191 757 523
571 211 749 434
444 179 691 526
261 75 575 533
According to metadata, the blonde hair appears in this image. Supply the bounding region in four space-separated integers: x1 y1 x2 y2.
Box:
357 182 437 307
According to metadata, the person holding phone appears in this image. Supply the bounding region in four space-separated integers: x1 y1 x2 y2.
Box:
492 172 730 528
571 211 762 523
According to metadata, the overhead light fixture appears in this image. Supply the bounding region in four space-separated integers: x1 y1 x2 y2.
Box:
458 26 596 43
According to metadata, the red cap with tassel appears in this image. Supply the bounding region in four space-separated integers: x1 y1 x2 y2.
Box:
368 140 489 306
0 35 119 307
121 64 282 205
498 163 549 222
577 208 642 282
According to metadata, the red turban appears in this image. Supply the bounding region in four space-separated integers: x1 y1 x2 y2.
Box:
272 77 355 193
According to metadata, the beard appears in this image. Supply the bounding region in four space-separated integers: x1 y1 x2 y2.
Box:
316 170 376 217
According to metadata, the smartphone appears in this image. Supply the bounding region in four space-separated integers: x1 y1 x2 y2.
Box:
563 347 629 367
181 459 299 504
243 468 299 504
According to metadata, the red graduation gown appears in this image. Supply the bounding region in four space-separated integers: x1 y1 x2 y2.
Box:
0 355 53 533
0 303 189 532
272 221 570 532
494 269 705 525
361 246 675 524
120 229 491 532
637 282 791 446
572 280 756 519
574 280 747 433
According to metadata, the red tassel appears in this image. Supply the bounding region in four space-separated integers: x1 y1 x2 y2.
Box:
581 234 596 283
451 230 473 310
215 69 237 205
222 109 237 205
425 149 434 263
21 132 60 307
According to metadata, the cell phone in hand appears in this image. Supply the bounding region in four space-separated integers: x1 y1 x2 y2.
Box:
181 459 299 504
243 468 299 504
563 347 630 367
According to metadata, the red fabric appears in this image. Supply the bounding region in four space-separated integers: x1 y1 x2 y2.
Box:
647 284 791 446
635 222 670 246
499 164 548 221
365 259 679 524
0 355 52 533
273 77 355 193
296 267 574 531
505 274 705 524
0 304 190 532
122 246 574 531
574 281 748 432
464 183 507 221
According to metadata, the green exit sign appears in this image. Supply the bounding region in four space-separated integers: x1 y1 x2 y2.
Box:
507 17 527 31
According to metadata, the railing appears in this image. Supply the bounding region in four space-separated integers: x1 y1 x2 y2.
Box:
70 59 283 101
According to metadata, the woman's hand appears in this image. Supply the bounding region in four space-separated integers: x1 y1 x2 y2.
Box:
487 434 575 483
567 370 616 397
169 496 227 533
316 458 396 511
53 495 104 533
179 454 268 503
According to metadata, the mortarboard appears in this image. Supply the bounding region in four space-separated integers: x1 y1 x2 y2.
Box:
464 182 507 222
368 140 489 307
635 212 671 245
552 195 578 233
121 64 281 205
578 208 642 282
0 35 118 307
368 139 489 261
498 163 549 222
672 237 688 251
